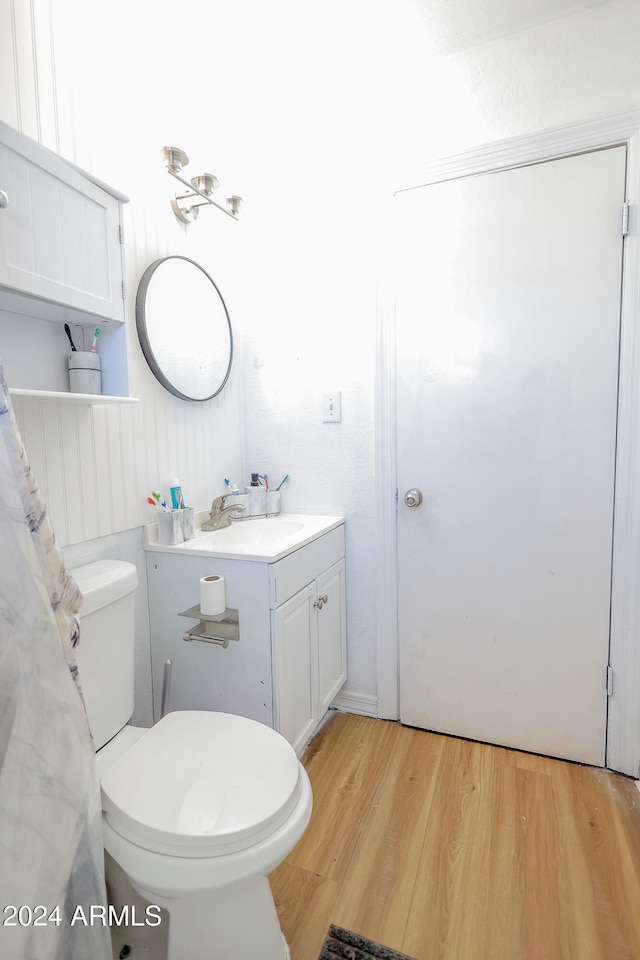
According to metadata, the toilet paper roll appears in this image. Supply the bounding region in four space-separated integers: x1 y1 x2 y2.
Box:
200 575 226 616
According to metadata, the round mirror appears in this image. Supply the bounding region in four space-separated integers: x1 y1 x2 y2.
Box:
135 256 233 401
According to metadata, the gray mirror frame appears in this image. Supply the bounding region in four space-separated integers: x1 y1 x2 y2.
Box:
135 255 233 402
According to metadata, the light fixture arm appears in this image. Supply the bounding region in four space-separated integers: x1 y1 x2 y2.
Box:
162 146 242 224
168 167 239 220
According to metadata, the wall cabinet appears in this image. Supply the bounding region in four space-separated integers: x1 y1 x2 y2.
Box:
146 525 347 756
0 121 133 400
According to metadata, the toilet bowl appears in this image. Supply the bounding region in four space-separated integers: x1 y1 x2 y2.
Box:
100 711 312 960
72 559 312 960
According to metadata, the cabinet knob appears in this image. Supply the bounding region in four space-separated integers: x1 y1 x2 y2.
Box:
0 190 8 209
314 594 329 610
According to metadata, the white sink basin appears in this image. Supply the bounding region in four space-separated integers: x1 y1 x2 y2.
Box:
144 513 344 562
207 517 305 545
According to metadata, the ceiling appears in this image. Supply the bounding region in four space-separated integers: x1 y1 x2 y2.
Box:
406 0 617 55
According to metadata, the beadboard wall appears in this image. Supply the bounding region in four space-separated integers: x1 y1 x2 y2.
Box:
0 0 244 549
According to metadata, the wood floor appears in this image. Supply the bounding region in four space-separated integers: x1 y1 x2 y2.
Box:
269 711 640 960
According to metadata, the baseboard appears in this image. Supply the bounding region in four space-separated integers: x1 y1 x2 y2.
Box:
331 690 378 718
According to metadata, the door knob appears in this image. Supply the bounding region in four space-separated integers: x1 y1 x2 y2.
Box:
0 191 9 209
404 488 423 508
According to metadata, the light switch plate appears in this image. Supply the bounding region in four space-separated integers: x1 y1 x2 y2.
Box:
323 391 342 422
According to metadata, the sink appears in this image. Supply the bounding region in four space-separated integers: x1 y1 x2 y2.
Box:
204 517 305 545
144 513 344 562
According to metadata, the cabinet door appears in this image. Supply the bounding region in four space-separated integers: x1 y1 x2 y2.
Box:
316 558 347 716
271 583 317 755
0 126 124 323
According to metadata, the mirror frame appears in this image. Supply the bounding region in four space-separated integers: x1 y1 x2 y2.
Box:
135 255 233 401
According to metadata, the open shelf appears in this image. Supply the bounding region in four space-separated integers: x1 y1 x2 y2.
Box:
9 387 139 404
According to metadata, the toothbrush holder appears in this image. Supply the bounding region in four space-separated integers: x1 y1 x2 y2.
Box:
266 491 281 516
68 351 101 396
157 510 183 545
157 507 195 545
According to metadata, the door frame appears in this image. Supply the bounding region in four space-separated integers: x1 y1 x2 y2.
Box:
374 111 640 776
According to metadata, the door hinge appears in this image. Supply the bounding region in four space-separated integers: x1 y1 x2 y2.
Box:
121 280 126 300
118 224 125 244
606 665 614 697
622 202 630 237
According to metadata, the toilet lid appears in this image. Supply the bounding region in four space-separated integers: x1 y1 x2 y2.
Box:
100 711 303 858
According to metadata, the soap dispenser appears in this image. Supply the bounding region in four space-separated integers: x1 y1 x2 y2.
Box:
245 473 266 516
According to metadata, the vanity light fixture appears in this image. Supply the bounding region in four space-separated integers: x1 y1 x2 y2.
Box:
161 145 243 224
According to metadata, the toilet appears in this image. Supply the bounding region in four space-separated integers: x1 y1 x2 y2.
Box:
72 559 312 960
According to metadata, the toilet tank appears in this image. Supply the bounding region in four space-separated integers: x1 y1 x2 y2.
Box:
71 560 138 750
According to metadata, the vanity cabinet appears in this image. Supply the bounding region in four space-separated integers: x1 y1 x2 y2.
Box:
272 558 346 753
0 121 132 399
145 524 346 756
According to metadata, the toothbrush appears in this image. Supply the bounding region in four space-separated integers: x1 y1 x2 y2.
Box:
275 474 290 491
148 497 167 511
64 323 77 351
91 327 101 353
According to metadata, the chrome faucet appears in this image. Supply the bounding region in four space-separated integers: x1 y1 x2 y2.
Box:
201 495 246 531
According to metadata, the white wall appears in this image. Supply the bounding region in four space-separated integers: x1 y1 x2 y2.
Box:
399 0 640 162
3 0 640 724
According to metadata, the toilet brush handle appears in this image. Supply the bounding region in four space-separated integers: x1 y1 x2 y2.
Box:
161 659 173 718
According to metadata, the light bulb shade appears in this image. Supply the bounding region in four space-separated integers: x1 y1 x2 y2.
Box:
226 195 243 217
162 146 189 173
191 173 219 196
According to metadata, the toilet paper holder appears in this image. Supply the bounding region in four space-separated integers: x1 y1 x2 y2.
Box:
179 605 240 647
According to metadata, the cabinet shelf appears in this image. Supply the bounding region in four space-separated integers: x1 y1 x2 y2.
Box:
9 387 139 404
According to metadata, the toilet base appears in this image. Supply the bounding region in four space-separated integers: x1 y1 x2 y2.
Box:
137 874 289 960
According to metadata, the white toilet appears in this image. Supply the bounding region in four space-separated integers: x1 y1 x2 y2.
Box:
72 559 312 960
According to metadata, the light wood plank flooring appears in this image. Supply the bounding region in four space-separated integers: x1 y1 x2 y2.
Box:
269 711 640 960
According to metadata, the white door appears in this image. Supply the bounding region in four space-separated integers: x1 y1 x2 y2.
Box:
395 147 626 765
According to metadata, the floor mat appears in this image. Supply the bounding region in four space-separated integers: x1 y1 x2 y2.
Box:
318 924 417 960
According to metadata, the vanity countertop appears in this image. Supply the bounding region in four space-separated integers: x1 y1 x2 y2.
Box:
143 513 345 563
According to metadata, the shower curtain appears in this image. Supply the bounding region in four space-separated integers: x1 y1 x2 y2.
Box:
0 362 112 960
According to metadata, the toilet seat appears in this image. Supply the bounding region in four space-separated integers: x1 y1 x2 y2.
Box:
100 711 303 858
